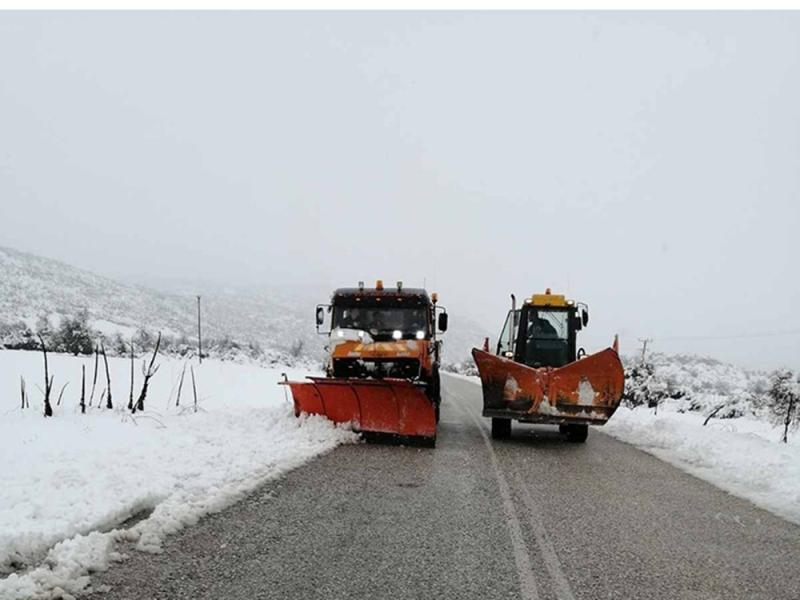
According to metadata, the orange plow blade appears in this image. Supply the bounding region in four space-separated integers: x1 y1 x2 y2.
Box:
472 348 625 425
280 377 437 446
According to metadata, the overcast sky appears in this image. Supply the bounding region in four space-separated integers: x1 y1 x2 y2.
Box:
1 11 798 369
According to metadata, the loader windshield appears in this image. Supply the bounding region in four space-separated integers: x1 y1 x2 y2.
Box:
522 308 570 367
332 306 429 340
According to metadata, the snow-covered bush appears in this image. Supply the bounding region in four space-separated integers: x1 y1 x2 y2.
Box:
622 362 672 409
0 320 37 350
621 352 771 421
442 360 478 377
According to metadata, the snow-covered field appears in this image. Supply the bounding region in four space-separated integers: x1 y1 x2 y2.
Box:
0 350 357 600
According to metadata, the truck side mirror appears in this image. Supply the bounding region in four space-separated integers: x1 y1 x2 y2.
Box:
438 312 448 332
316 306 325 326
581 309 589 327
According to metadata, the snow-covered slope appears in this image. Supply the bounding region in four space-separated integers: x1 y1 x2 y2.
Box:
0 246 317 359
0 246 488 363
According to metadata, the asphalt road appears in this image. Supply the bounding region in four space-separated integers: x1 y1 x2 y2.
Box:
93 374 800 600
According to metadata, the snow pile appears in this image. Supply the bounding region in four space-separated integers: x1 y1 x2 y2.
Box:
0 350 357 599
605 406 800 525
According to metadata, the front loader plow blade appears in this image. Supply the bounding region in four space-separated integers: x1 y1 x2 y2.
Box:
472 348 625 425
280 377 436 446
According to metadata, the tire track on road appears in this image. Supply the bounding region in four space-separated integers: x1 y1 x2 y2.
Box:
446 379 576 600
444 389 541 600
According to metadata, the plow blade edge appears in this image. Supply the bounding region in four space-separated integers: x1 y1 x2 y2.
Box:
472 348 625 425
281 377 436 445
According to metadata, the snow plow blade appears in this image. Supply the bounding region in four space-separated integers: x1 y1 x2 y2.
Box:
472 348 624 425
280 377 437 446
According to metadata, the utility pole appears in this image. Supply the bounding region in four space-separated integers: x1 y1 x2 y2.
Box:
197 295 203 364
638 338 652 364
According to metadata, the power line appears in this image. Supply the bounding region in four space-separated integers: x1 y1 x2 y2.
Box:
653 329 800 342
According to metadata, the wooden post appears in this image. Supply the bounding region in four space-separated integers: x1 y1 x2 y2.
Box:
38 334 53 417
80 365 86 414
197 295 203 364
638 338 652 364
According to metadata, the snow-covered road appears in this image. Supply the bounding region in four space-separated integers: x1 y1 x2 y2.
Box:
87 374 800 600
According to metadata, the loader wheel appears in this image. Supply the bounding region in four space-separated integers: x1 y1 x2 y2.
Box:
564 424 588 443
491 418 511 440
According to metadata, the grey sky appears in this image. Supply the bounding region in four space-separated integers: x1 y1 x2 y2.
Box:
1 11 798 369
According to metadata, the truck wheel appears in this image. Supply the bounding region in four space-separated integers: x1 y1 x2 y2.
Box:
491 418 511 440
428 366 441 423
564 424 588 443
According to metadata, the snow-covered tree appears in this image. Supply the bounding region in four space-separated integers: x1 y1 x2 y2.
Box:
623 363 669 410
55 309 95 355
766 369 799 443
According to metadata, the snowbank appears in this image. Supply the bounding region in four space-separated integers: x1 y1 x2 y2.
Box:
604 406 800 525
0 350 357 599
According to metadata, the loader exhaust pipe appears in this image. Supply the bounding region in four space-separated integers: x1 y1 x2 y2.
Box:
508 294 516 356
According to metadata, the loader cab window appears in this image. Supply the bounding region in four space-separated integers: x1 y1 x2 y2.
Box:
496 309 520 357
523 308 570 368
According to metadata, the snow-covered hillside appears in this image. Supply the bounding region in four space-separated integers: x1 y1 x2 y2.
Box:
0 350 357 600
0 246 488 363
621 351 771 416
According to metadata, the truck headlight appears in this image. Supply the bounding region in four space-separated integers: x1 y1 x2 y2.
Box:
392 330 402 340
415 330 425 340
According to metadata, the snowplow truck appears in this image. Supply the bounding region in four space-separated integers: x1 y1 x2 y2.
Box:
281 281 448 447
472 289 624 443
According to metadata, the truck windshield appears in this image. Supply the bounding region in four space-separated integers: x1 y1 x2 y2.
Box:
333 306 429 339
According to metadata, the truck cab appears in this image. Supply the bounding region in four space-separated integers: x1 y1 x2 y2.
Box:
315 280 448 409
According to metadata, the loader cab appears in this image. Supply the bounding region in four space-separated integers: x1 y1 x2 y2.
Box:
496 290 587 369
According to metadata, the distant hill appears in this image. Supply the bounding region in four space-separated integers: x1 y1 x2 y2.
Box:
0 246 489 363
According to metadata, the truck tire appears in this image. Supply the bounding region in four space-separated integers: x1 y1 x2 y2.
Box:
491 418 511 440
564 424 588 443
428 366 441 423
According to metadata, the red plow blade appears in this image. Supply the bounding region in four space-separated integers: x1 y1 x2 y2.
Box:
472 348 625 425
280 377 436 446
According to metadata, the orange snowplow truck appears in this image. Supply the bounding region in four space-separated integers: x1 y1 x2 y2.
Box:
473 289 624 443
281 281 448 447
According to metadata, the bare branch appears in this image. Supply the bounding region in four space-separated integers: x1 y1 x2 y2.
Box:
128 341 135 411
703 403 726 426
56 382 69 406
38 334 53 417
88 345 99 407
190 364 198 413
133 332 161 413
100 342 113 409
175 362 187 407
